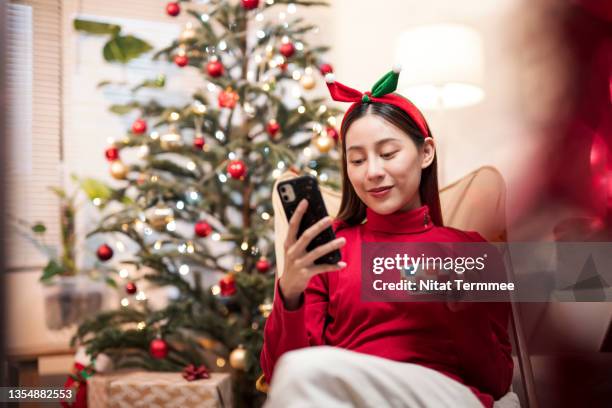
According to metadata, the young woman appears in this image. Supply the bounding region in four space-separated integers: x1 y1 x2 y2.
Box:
260 68 514 408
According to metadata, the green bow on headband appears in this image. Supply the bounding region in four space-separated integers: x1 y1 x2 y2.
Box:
361 69 400 103
325 65 431 138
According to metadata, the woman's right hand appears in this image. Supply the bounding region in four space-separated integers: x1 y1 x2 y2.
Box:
279 199 347 310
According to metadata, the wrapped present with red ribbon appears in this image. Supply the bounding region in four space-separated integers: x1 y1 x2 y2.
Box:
87 370 232 408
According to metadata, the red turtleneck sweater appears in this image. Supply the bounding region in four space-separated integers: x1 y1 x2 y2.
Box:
260 205 513 408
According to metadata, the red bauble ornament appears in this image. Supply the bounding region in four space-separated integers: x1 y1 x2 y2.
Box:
219 274 237 296
149 338 169 359
279 42 295 58
319 63 334 75
132 119 147 135
105 147 119 161
266 119 280 137
218 88 239 109
241 0 259 10
227 159 247 179
193 137 205 150
206 60 224 77
125 282 137 295
278 62 288 71
194 221 213 237
174 54 189 67
255 257 271 273
278 42 295 58
96 244 113 262
165 2 180 17
326 126 339 142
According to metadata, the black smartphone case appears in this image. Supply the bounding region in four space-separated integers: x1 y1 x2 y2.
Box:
277 175 342 265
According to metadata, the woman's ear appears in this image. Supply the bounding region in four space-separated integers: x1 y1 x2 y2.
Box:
421 137 435 169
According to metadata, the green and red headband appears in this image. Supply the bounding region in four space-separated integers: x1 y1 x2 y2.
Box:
325 67 431 139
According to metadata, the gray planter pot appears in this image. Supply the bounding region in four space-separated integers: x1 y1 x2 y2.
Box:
43 275 105 330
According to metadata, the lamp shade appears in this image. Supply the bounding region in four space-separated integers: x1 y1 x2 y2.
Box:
395 23 485 110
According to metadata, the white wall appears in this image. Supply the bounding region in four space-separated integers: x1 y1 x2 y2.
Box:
324 0 570 234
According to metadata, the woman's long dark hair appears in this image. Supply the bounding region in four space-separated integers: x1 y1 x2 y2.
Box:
335 101 444 229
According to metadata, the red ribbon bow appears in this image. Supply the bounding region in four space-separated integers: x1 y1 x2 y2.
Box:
182 364 210 381
61 362 92 408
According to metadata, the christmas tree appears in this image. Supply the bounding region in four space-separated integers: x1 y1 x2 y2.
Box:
72 0 341 405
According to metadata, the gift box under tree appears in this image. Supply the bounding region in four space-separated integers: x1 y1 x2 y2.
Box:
87 371 232 408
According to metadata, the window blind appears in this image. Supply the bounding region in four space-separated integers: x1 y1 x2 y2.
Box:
5 0 62 270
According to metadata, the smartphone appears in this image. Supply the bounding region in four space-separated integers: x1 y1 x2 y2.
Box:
277 175 342 265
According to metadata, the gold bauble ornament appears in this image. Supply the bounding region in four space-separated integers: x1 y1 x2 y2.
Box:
160 130 182 150
229 345 247 370
300 74 316 90
179 23 197 42
137 144 150 159
192 100 207 115
258 299 273 318
110 160 128 179
265 45 274 58
314 134 333 153
243 102 256 118
146 203 175 230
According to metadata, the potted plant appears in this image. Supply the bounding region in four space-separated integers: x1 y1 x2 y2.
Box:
14 176 122 330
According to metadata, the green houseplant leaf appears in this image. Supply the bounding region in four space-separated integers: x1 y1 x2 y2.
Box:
103 35 153 64
40 259 67 284
73 19 121 36
74 18 152 64
31 222 47 234
132 75 166 92
108 101 141 114
78 178 113 202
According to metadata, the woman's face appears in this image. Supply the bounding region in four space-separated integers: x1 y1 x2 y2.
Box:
345 114 435 215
